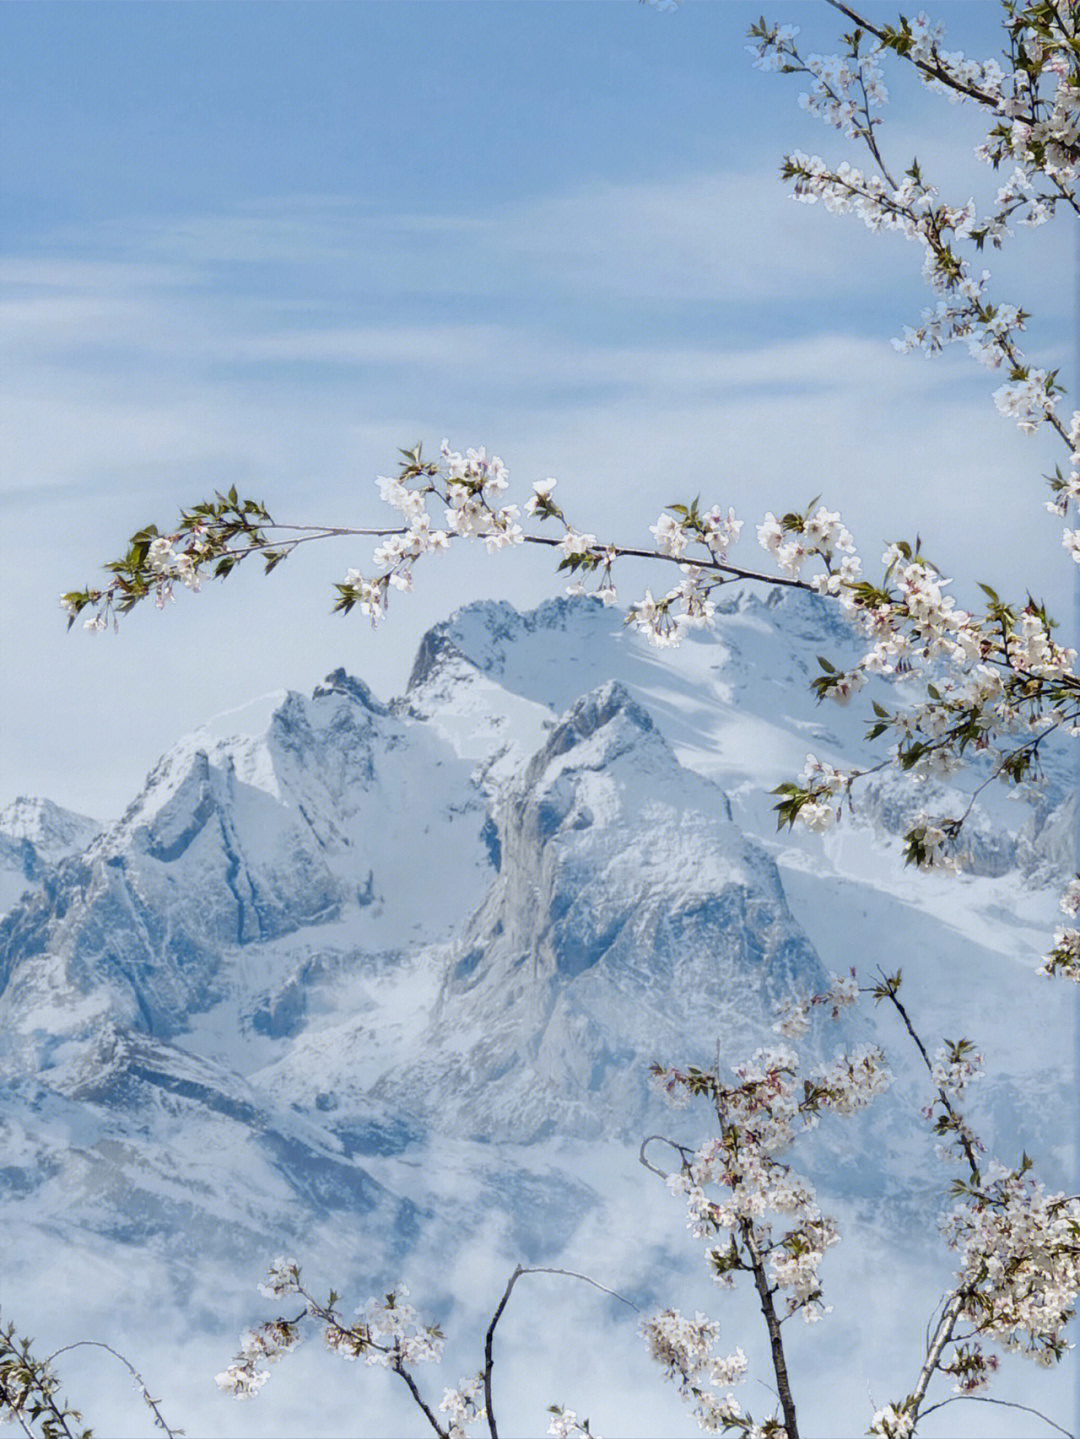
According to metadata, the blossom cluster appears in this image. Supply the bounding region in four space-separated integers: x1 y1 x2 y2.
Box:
650 506 743 562
440 1375 486 1438
1041 878 1080 981
218 1264 446 1408
748 17 889 143
943 1159 1080 1364
640 1308 769 1435
615 502 744 645
63 529 207 628
1042 925 1080 982
328 1284 445 1368
891 276 1025 371
868 1401 915 1438
758 505 857 585
940 1340 999 1396
654 1036 890 1340
797 46 888 140
929 1038 984 1100
338 441 521 626
216 1257 305 1398
774 969 859 1039
757 511 1078 898
1047 411 1080 569
214 1316 301 1400
257 1254 301 1298
547 1405 601 1439
972 13 1080 194
624 569 717 648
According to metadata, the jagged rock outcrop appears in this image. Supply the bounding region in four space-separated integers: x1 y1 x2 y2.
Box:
387 680 826 1140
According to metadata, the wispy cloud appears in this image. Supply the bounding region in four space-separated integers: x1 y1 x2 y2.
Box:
33 169 902 307
2 154 1071 816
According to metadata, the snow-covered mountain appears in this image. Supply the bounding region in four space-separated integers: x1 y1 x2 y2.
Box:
0 796 101 916
0 593 1074 1437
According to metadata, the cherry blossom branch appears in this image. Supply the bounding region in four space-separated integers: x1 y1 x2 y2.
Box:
0 1320 88 1439
390 1361 449 1439
481 1266 520 1439
909 1289 966 1419
861 971 1080 1427
871 969 981 1181
43 1342 180 1438
824 1 1004 109
739 1218 800 1439
66 428 1080 976
216 1263 454 1433
645 1016 888 1436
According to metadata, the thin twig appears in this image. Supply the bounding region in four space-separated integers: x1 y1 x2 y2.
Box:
920 1392 1076 1439
521 1266 640 1314
639 1133 695 1179
44 1342 181 1438
875 970 981 1182
481 1262 640 1439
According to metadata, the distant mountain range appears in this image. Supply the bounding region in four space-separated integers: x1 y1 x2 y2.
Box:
1 592 1074 1437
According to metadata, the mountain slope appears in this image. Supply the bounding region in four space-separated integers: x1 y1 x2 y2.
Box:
0 593 1074 1438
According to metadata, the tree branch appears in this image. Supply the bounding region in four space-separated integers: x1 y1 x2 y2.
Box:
739 1218 800 1439
824 0 1007 108
920 1392 1076 1439
392 1361 449 1439
909 1288 965 1415
44 1342 180 1438
481 1263 639 1438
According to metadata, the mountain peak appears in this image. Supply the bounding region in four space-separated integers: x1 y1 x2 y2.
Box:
541 680 653 760
405 630 472 693
312 668 389 715
0 797 101 856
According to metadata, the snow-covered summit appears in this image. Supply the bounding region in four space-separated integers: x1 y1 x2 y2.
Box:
0 796 102 917
0 795 102 856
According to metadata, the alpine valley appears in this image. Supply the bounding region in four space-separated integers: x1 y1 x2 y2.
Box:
1 593 1075 1437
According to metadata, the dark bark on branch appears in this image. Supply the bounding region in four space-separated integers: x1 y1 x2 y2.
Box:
740 1219 800 1439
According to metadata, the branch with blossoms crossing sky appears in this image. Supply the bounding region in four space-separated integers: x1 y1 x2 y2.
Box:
64 0 1080 982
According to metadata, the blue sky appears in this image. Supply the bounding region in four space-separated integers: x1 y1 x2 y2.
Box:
2 0 1075 818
